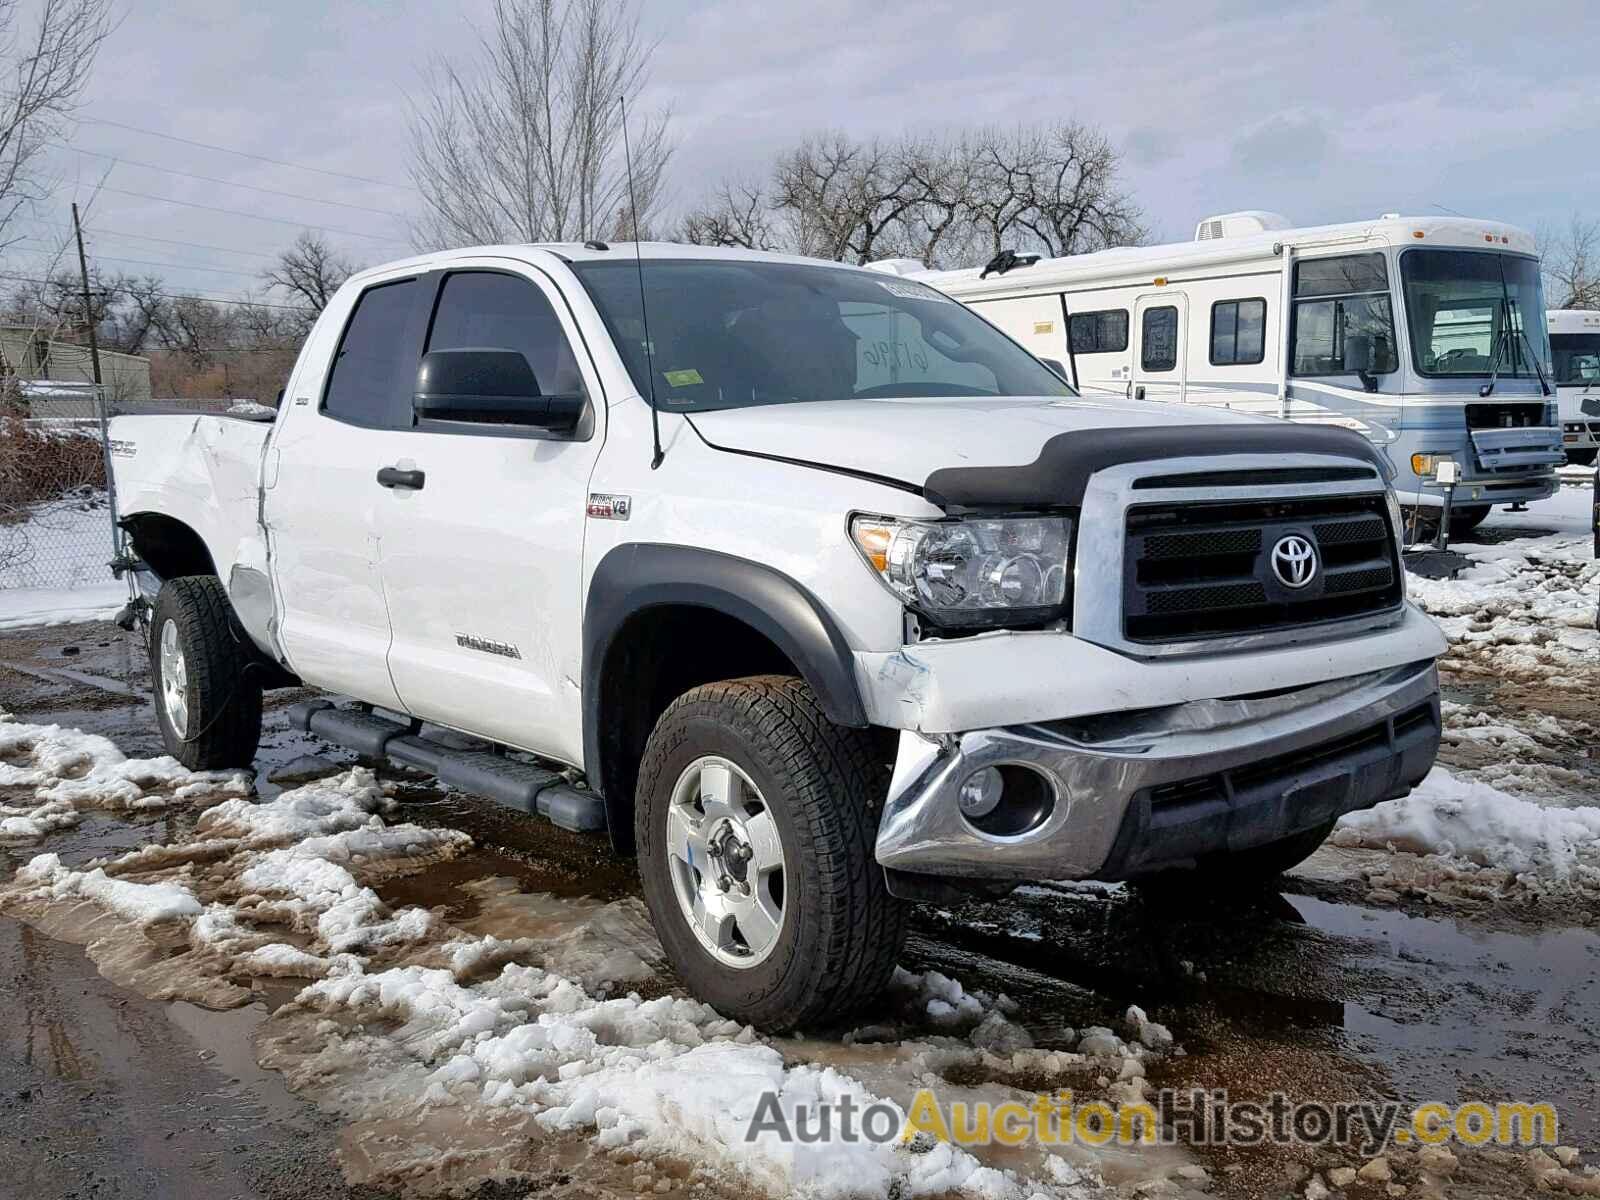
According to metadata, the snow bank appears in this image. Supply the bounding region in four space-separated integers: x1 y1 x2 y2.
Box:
300 962 1018 1200
1335 767 1600 889
0 581 127 629
0 716 249 840
15 851 201 923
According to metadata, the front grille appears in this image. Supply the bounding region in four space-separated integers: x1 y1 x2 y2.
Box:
1124 492 1402 643
1466 402 1545 429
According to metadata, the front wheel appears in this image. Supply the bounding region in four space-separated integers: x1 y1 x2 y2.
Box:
150 576 263 770
635 676 906 1031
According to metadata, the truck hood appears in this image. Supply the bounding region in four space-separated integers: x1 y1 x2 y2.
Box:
688 395 1273 491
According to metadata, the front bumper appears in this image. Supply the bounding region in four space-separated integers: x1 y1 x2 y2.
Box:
875 660 1440 883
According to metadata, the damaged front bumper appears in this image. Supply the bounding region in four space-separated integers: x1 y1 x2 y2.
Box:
875 659 1441 884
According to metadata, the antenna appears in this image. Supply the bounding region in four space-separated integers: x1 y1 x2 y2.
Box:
619 94 664 470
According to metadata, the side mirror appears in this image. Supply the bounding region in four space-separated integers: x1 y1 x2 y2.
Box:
1039 357 1069 382
413 348 583 431
1345 333 1377 373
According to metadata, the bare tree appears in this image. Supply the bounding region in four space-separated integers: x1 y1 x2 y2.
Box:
263 230 353 316
407 0 671 247
0 0 115 247
961 122 1147 259
677 177 779 250
678 121 1146 269
1541 214 1600 310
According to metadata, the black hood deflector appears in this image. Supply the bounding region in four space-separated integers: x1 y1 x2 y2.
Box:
923 425 1389 510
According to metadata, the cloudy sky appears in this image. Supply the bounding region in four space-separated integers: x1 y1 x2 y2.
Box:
16 0 1597 302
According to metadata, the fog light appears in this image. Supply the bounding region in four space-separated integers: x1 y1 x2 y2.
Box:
957 767 1003 818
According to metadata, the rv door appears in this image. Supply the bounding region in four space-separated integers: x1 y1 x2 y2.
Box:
1133 293 1187 405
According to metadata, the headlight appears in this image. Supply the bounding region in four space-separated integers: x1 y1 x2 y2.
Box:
850 514 1072 627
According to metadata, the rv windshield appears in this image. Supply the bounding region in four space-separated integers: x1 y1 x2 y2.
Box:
1553 333 1600 385
1400 249 1550 379
569 258 1073 412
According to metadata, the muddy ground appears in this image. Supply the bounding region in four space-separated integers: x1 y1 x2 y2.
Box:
1 556 1596 1200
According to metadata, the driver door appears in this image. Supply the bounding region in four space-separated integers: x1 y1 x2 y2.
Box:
373 263 606 766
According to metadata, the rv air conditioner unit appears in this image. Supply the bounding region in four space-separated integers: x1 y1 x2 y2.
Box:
1194 211 1293 241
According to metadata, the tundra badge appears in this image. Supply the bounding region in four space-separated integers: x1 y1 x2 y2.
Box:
586 493 631 520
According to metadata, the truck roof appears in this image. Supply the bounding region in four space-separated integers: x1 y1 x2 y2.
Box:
342 241 867 287
907 214 1539 302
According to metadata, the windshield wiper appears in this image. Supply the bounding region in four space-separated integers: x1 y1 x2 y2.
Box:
1513 323 1551 396
1479 307 1510 397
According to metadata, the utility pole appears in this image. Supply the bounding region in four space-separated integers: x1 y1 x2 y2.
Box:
71 202 103 390
72 201 124 580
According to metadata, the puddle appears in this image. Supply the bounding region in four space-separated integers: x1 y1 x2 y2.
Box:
1289 895 1600 1146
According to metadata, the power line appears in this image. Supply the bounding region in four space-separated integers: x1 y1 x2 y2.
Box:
12 240 262 277
77 227 279 260
89 184 410 243
54 144 410 218
0 268 311 311
76 116 419 192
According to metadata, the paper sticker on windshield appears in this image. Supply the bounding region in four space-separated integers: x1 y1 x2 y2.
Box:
663 368 703 387
877 279 951 303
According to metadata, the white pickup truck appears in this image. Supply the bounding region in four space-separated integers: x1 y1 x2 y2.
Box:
109 243 1446 1028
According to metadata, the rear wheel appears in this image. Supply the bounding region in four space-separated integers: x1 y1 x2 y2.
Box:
1131 820 1336 898
150 576 263 770
635 676 906 1031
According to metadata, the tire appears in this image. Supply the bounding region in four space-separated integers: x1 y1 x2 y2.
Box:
150 576 263 770
1447 505 1491 536
1567 449 1597 467
1131 820 1336 899
635 675 907 1031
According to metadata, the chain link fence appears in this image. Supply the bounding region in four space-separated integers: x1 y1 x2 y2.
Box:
0 390 236 601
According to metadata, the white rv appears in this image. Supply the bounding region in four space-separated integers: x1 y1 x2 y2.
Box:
896 213 1561 535
1551 308 1600 465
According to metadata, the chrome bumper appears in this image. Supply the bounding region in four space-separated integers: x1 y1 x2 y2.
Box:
875 660 1440 883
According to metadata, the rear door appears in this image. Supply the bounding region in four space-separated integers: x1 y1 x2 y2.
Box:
1132 293 1187 404
265 272 430 708
373 262 606 766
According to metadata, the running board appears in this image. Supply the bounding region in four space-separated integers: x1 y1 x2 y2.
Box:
285 699 606 833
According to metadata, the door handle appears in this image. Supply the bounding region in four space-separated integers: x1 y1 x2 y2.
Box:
1134 385 1146 400
376 466 426 490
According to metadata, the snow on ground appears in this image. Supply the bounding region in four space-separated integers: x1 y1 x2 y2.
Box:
0 714 250 840
0 756 1194 1198
0 580 126 629
1333 767 1600 904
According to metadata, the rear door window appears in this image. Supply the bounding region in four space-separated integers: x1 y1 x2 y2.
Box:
322 278 421 428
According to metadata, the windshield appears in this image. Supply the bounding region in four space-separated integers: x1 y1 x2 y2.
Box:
569 258 1073 412
1553 333 1600 385
1399 249 1550 379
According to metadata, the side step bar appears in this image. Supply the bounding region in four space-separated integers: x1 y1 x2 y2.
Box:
285 699 606 834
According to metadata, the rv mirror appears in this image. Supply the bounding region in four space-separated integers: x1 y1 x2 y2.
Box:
1346 333 1380 392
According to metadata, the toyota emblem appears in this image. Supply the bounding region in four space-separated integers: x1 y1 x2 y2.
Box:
1270 535 1318 589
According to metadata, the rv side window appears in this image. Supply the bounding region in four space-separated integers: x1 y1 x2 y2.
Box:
1294 254 1388 297
1140 306 1178 372
1068 309 1128 354
1290 254 1397 378
1210 298 1266 365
